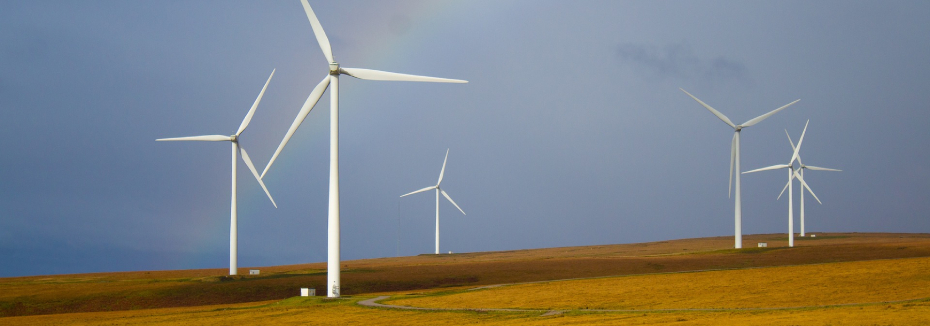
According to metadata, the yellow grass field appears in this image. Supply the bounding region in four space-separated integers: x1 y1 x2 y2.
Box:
389 257 930 311
4 233 930 317
3 293 930 325
4 234 930 325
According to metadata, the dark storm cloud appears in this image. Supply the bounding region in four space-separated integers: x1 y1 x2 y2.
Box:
616 42 750 85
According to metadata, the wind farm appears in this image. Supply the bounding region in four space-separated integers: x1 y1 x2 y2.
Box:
3 1 930 325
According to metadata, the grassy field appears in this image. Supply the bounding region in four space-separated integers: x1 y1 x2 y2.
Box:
2 232 930 324
388 256 930 310
4 292 930 325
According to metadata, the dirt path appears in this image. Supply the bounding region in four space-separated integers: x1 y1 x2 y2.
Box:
358 296 540 313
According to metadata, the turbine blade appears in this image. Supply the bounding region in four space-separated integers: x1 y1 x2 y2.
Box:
785 129 802 166
437 149 449 185
680 88 736 129
790 120 810 166
340 67 467 83
261 75 331 178
300 0 334 63
236 69 275 136
156 135 232 142
804 165 842 172
240 146 277 208
795 170 822 204
741 99 800 127
742 164 790 174
440 189 466 215
729 132 736 198
400 186 436 198
776 177 791 200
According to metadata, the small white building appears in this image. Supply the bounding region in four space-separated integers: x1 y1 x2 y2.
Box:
249 269 260 275
301 288 316 297
758 242 768 247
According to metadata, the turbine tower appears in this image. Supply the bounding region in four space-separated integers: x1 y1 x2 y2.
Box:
742 120 819 247
400 149 466 255
784 128 841 237
157 70 277 275
260 1 467 297
681 88 799 249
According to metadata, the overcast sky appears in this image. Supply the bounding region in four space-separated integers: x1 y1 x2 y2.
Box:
2 1 929 277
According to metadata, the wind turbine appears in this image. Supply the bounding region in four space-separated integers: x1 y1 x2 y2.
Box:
783 129 841 237
157 70 277 275
260 1 467 297
400 149 466 255
681 88 800 249
742 120 818 247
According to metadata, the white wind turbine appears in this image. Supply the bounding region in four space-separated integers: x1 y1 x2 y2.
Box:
260 1 467 297
157 70 277 275
742 120 819 247
400 149 466 255
681 88 800 249
782 128 841 237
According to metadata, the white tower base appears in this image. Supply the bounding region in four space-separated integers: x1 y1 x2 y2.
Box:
327 74 341 298
800 169 806 237
230 142 238 276
788 167 794 247
734 131 742 249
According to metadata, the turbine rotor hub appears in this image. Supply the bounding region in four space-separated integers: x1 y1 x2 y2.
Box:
735 125 743 131
230 135 238 142
329 62 340 75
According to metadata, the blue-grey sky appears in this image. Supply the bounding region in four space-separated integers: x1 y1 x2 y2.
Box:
2 1 929 277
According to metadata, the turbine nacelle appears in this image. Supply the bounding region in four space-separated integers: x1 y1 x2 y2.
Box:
230 135 238 142
329 62 340 75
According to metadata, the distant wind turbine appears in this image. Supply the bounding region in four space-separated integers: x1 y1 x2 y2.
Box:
742 120 818 247
681 88 800 249
782 128 841 237
260 1 467 297
400 149 466 255
157 69 277 276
